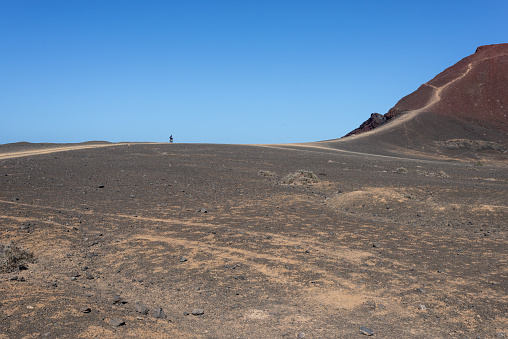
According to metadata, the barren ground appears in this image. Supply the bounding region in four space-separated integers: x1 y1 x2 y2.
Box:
0 142 507 338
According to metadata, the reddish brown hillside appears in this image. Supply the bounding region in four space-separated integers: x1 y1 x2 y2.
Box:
346 43 508 137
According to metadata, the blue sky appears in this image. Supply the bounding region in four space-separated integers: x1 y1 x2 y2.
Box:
1 1 506 144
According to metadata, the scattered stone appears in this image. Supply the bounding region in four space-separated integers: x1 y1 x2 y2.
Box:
415 288 425 293
85 272 94 280
258 170 276 177
418 304 427 311
10 197 19 202
80 306 91 313
134 303 149 315
109 318 125 327
9 276 18 281
152 307 167 319
197 208 208 213
359 326 374 336
113 295 127 304
372 242 382 248
394 167 408 174
180 256 187 262
364 301 377 309
191 309 204 316
297 333 305 338
496 333 506 338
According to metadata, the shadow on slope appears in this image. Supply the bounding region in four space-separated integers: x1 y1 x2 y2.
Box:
316 111 508 161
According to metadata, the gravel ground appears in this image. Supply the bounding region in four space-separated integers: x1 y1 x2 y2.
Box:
0 142 507 338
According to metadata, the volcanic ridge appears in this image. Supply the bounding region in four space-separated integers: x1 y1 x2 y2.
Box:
340 43 508 159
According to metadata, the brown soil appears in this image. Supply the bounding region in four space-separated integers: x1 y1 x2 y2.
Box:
1 142 506 338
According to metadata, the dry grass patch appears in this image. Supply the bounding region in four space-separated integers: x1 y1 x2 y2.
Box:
258 170 276 177
394 167 408 174
0 242 36 273
281 170 319 185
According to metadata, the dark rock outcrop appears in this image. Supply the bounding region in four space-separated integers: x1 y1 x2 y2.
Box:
344 113 387 137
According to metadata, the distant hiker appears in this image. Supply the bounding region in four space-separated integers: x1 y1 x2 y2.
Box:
169 135 173 143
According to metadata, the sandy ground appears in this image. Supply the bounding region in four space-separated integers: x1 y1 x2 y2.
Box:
0 145 113 160
0 142 507 338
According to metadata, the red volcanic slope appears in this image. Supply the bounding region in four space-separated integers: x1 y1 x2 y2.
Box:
346 43 508 137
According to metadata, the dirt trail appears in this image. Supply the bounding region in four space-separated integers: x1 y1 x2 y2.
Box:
254 143 459 164
342 62 475 141
0 143 134 160
415 62 474 114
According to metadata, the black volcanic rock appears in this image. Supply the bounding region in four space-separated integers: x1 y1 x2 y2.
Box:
345 113 387 137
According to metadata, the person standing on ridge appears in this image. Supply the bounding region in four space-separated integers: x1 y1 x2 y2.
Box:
169 135 173 143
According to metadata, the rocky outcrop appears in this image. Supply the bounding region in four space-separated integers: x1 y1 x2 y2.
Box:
344 113 387 137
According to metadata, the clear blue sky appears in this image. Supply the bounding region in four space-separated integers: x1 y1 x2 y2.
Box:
1 1 506 144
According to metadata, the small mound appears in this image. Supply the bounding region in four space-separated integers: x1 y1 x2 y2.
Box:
281 170 319 185
0 242 36 273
